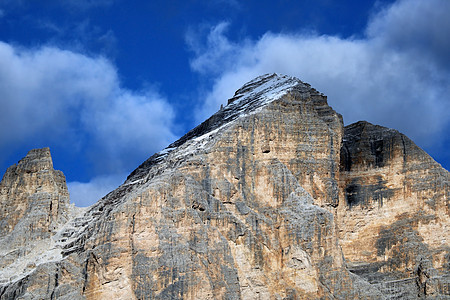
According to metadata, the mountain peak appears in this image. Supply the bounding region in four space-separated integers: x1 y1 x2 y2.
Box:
227 73 302 105
16 147 53 173
126 74 321 183
190 74 314 137
1 75 448 299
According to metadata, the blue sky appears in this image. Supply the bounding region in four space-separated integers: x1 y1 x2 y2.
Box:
1 0 449 207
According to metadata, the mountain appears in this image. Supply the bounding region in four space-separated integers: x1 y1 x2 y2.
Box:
339 121 449 298
0 74 448 299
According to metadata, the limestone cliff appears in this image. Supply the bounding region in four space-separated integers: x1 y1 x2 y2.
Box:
338 121 449 298
0 148 76 288
0 74 448 299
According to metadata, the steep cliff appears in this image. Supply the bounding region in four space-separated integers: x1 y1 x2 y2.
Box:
0 74 448 299
0 148 77 290
338 121 449 298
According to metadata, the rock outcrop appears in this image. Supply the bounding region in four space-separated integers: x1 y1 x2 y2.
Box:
338 121 450 298
0 74 448 299
0 148 76 290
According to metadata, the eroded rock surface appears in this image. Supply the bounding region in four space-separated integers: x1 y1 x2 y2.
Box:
0 148 79 296
0 74 448 299
338 121 449 299
0 148 70 238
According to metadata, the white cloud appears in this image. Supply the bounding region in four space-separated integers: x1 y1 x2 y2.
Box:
188 0 450 152
67 173 126 207
367 0 450 69
0 41 176 175
85 89 176 171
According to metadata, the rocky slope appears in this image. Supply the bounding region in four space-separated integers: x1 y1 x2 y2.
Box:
0 74 448 299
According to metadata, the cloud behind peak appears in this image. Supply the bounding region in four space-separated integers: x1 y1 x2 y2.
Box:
188 0 450 155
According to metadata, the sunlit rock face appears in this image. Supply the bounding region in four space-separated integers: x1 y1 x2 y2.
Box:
0 74 448 299
0 148 70 238
0 148 74 294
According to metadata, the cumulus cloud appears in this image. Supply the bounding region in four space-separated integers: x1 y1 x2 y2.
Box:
188 0 450 156
67 173 126 207
367 0 450 69
85 89 175 171
0 41 176 174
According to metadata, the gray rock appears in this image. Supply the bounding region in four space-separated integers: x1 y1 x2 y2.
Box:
0 74 448 299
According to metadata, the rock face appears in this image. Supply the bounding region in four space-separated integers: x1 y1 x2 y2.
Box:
0 148 73 291
338 121 450 298
0 148 70 238
0 74 448 299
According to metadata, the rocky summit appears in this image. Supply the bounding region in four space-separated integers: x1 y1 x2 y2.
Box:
0 74 448 299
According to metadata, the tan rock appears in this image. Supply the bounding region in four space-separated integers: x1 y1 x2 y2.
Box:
338 121 449 298
0 147 78 297
0 74 448 299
